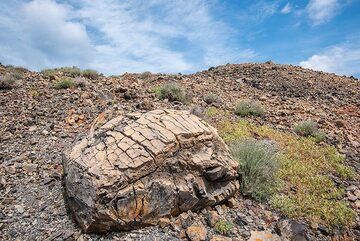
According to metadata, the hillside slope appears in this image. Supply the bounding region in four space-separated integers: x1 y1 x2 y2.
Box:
0 62 359 240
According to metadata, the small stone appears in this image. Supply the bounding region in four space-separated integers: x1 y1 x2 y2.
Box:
317 226 329 236
348 194 357 202
22 163 38 173
354 189 360 198
334 120 346 128
226 197 237 208
346 185 357 192
41 129 49 135
158 217 171 228
245 216 253 223
248 231 281 241
28 126 37 132
355 200 360 209
179 212 193 229
215 205 224 215
206 211 220 228
259 95 267 101
210 234 231 241
186 223 207 241
15 205 24 214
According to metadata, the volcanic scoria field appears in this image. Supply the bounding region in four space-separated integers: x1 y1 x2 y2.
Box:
0 62 359 240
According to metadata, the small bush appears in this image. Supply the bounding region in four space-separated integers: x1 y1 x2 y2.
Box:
54 78 76 89
204 93 221 105
205 106 219 117
294 121 325 142
235 100 265 117
157 83 186 103
7 66 28 76
59 66 82 77
230 140 279 201
139 71 152 80
214 220 233 236
0 74 17 90
41 68 57 78
82 69 99 79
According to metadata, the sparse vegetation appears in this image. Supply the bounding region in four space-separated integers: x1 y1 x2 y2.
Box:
204 93 221 105
29 89 39 98
7 65 28 74
205 106 219 117
155 83 186 102
41 68 57 78
214 119 356 229
54 77 76 89
42 67 99 79
139 71 152 80
235 100 265 117
214 220 233 236
59 66 82 77
294 120 326 142
0 74 17 90
230 140 279 201
82 69 99 79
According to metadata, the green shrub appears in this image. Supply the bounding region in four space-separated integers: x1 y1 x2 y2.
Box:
157 83 186 103
230 140 279 201
82 69 99 79
214 220 233 236
59 66 82 77
41 68 57 78
204 93 221 105
139 71 152 80
0 74 17 90
7 66 28 75
235 100 265 117
54 78 76 89
294 121 325 142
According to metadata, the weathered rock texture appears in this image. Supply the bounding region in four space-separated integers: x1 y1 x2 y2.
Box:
63 109 239 233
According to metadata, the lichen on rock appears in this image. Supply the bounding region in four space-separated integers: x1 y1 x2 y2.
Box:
63 109 239 233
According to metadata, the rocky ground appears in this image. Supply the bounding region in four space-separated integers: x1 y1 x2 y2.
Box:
0 62 359 240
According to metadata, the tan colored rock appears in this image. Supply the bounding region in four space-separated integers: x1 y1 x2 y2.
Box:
206 211 220 228
158 218 171 228
63 109 239 233
248 231 281 241
186 223 207 241
210 235 231 241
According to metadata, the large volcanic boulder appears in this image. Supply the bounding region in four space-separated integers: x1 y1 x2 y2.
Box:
63 109 239 233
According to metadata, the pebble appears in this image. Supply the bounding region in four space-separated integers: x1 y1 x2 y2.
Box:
14 205 24 214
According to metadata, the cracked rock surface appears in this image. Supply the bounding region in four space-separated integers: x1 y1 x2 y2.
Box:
63 109 239 233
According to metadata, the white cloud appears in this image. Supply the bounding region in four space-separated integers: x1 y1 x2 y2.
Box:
0 0 255 74
299 44 360 76
0 0 93 69
306 0 341 25
281 3 292 14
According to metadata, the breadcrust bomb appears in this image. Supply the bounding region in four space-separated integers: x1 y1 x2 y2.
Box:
63 109 239 233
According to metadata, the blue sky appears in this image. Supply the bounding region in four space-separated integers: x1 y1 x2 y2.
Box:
0 0 359 76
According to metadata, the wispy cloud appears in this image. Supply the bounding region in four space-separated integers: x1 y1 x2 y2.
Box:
238 0 281 22
299 43 360 76
306 0 342 25
0 0 255 74
281 3 292 14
